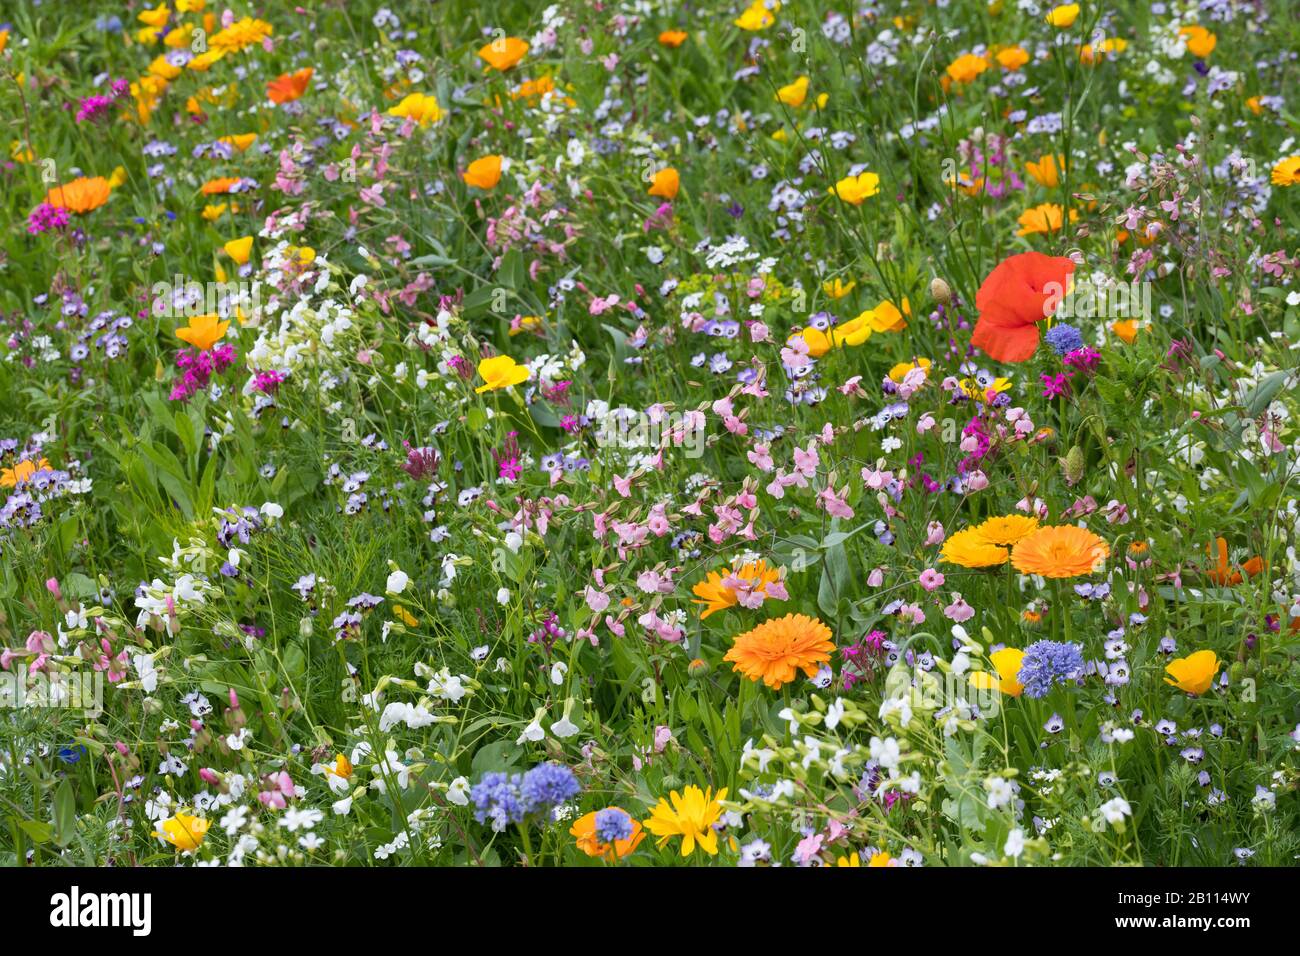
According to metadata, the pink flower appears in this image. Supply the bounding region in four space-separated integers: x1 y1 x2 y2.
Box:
943 593 975 622
918 568 945 592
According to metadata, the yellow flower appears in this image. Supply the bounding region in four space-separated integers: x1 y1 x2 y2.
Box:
835 853 861 867
822 277 856 299
1045 4 1080 28
734 0 779 31
187 48 228 71
475 355 531 394
1179 25 1216 58
209 17 273 53
889 357 932 382
223 236 253 265
0 30 10 56
477 36 529 71
1271 156 1300 187
1164 650 1220 695
393 605 419 627
138 3 170 28
692 560 785 618
973 514 1040 547
725 613 834 690
830 171 880 205
148 54 183 81
940 528 1011 569
218 133 258 152
647 166 680 200
970 647 1026 697
175 313 230 351
152 812 210 852
643 785 727 857
463 155 503 190
1025 154 1065 188
867 851 894 867
1016 202 1076 237
1 458 51 488
387 92 444 127
945 53 989 85
202 203 230 221
776 76 809 108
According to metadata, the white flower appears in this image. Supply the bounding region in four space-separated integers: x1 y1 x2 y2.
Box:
1099 797 1132 824
517 717 545 744
825 697 846 731
446 776 470 806
386 569 409 594
986 776 1014 810
260 502 284 519
496 587 511 605
869 735 901 770
1004 828 1025 858
550 661 568 686
551 716 580 738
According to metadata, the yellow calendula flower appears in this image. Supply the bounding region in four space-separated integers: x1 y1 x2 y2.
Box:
138 3 171 28
387 92 444 127
219 133 257 152
940 527 1011 569
223 236 253 265
209 17 273 54
822 277 856 299
836 853 861 867
970 647 1026 697
889 357 932 382
776 76 809 108
867 851 894 867
1270 156 1300 187
973 514 1040 547
153 812 210 852
734 0 779 31
830 171 880 204
475 355 531 394
1045 4 1080 28
175 313 230 351
1016 202 1076 237
148 54 182 81
1164 650 1220 695
643 785 727 857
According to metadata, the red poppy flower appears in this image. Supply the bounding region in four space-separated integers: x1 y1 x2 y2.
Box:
971 252 1076 363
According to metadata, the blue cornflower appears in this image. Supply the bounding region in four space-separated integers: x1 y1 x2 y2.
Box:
593 808 634 844
1016 640 1085 698
470 771 527 832
1043 323 1084 356
520 762 581 813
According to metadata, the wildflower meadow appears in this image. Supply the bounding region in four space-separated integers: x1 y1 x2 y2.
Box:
2 0 1299 882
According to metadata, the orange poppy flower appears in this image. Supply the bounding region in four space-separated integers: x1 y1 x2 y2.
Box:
658 30 689 47
44 177 112 214
569 808 646 860
267 67 313 104
971 251 1076 363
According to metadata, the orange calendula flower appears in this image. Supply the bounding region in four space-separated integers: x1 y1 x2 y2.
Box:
691 559 785 618
267 67 313 104
830 171 880 205
945 53 989 85
1010 525 1109 578
152 811 210 852
475 355 531 394
463 155 504 190
44 176 112 214
1179 25 1216 58
570 807 646 860
643 785 727 857
1270 156 1300 187
940 528 1010 568
175 313 230 351
970 647 1026 697
387 92 444 127
1016 202 1077 236
658 30 689 47
1110 319 1139 343
1 458 51 488
648 166 680 199
478 37 529 71
1164 650 1220 695
724 613 834 690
